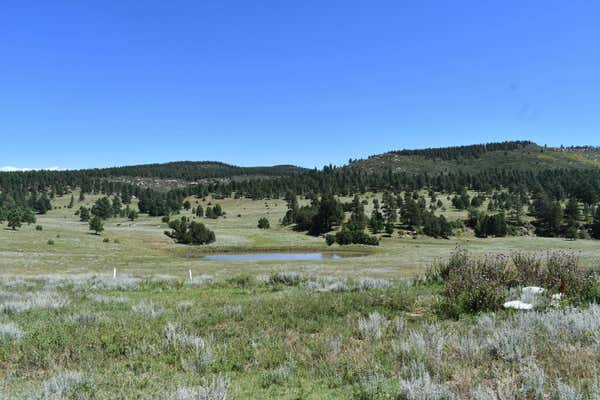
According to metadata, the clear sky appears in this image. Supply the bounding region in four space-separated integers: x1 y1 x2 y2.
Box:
1 1 599 170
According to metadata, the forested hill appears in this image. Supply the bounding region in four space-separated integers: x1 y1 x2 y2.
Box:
87 161 306 180
347 141 600 174
0 161 306 190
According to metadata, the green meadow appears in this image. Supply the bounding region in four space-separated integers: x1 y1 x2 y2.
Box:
1 192 599 399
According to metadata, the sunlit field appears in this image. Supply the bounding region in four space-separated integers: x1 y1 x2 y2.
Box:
1 192 599 398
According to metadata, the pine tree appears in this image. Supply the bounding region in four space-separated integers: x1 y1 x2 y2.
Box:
89 216 104 235
79 206 91 222
7 209 22 230
564 198 580 225
92 197 112 219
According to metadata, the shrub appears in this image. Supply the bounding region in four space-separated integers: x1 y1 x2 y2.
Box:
257 217 270 229
35 225 43 231
35 371 93 399
261 357 294 387
87 294 129 304
358 312 388 341
269 271 302 286
430 249 599 314
353 371 389 400
302 276 349 292
397 362 456 400
0 321 24 343
357 278 393 291
47 239 55 245
325 234 336 246
164 322 214 374
172 375 229 400
132 301 163 318
0 291 70 314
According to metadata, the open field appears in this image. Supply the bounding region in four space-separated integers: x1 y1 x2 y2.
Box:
1 193 600 398
1 193 599 278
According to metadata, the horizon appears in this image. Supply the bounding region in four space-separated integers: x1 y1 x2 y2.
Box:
2 1 600 170
2 140 599 172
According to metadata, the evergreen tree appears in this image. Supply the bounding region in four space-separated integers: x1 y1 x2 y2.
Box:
89 216 104 235
257 217 270 229
164 217 215 244
309 194 344 236
35 194 52 214
282 191 299 225
111 196 122 217
7 209 22 230
79 191 85 202
22 208 36 225
564 198 580 225
79 206 91 222
92 197 113 219
368 204 385 234
68 194 75 209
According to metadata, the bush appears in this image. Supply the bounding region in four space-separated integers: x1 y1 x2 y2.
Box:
429 249 600 315
325 234 335 246
35 225 43 231
165 217 216 245
47 239 55 245
257 217 270 229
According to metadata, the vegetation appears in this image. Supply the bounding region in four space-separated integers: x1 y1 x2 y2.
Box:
1 141 600 396
257 217 270 229
164 217 216 245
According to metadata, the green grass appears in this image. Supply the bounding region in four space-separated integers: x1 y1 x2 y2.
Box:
1 192 600 398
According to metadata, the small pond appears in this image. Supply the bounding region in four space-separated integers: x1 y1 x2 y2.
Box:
204 252 345 262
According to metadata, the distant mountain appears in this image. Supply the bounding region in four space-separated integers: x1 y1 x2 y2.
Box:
347 141 600 174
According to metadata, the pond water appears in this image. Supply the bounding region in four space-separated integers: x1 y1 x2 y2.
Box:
204 252 344 262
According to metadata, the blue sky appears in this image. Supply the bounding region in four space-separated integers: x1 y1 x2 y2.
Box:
1 1 599 170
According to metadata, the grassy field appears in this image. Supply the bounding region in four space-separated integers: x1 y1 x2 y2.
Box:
1 193 599 398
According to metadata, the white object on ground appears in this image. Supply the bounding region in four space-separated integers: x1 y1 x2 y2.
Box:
503 300 533 310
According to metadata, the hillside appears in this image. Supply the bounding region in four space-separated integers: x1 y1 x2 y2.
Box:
347 141 600 174
93 161 306 180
